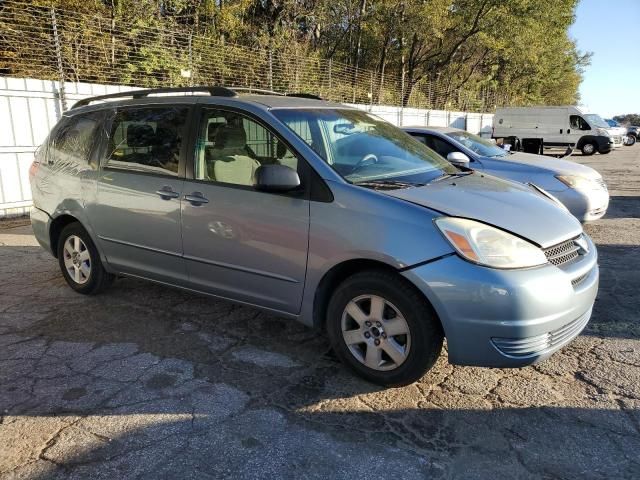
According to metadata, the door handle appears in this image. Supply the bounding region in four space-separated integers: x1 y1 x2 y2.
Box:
184 192 209 206
155 186 180 200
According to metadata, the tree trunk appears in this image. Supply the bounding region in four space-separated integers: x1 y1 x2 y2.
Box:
352 0 367 67
110 1 116 67
375 33 390 104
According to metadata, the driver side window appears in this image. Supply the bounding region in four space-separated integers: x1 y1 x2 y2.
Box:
422 135 458 158
106 107 188 176
194 109 299 187
569 115 590 131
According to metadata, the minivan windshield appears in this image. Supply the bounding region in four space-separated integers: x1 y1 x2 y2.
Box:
446 130 507 158
273 109 457 185
584 114 609 128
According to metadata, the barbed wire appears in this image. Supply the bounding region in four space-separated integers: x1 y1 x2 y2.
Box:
0 0 510 112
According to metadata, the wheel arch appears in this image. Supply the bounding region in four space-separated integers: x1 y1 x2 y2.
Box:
311 258 441 331
49 214 82 258
575 135 596 150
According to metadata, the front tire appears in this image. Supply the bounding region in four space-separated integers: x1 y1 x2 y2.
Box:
626 135 636 146
326 270 443 387
581 142 596 156
57 223 114 295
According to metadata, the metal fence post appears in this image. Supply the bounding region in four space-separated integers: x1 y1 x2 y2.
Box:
328 58 332 91
50 6 67 112
268 49 273 90
188 32 194 86
369 72 374 110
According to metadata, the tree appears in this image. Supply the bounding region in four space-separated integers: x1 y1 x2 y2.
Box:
0 0 589 109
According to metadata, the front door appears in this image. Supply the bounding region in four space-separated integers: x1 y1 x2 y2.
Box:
568 115 591 146
90 105 190 283
181 107 310 314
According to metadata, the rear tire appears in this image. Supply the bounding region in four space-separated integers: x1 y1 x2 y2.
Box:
581 142 596 156
326 270 443 387
57 223 115 295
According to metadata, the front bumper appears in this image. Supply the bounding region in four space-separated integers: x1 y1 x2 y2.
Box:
594 136 613 153
552 186 609 222
402 234 598 368
612 135 625 148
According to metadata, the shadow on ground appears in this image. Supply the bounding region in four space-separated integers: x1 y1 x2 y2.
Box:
1 230 639 478
599 196 640 220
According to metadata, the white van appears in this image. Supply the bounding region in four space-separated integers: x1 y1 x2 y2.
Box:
492 106 622 156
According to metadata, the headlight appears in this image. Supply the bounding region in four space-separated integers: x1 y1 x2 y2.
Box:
596 128 610 137
555 175 596 190
435 217 548 269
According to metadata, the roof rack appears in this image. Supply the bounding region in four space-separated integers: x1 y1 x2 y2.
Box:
71 86 238 109
286 92 323 100
229 87 323 100
228 87 284 96
71 85 323 109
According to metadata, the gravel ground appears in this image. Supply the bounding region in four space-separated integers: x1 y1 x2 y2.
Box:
1 147 639 479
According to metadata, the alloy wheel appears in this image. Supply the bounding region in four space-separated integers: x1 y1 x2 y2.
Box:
341 294 411 371
62 235 91 285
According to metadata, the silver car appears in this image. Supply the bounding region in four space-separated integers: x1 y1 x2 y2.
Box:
29 87 598 386
404 126 610 222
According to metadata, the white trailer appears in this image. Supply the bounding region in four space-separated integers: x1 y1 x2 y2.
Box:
492 106 623 156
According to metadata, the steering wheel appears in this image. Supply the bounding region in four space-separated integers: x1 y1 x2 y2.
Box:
352 153 379 172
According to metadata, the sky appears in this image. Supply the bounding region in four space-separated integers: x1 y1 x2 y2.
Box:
569 0 640 118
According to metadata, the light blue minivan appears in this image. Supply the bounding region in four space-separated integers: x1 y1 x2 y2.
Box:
29 87 598 386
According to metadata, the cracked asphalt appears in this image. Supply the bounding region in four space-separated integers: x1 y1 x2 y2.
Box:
1 147 639 479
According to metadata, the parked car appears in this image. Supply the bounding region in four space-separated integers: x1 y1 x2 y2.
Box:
492 106 624 155
29 87 599 386
403 126 609 222
605 119 634 146
606 119 637 146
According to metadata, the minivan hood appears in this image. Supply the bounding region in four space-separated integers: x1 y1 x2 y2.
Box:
498 152 602 179
385 173 582 248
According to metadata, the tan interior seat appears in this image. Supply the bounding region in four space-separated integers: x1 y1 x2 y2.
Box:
209 125 260 185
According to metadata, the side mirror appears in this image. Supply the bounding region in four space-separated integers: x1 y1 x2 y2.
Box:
447 151 471 168
254 164 301 193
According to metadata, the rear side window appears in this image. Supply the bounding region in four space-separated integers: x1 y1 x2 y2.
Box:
49 112 103 165
106 106 188 176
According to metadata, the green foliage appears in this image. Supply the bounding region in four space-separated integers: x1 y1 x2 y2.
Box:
0 0 589 109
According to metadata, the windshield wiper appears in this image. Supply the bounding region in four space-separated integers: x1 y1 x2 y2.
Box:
354 179 425 189
429 170 473 183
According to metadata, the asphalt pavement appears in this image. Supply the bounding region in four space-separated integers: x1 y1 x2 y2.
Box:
1 146 639 479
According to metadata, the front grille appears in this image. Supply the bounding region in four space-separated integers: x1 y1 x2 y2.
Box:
492 308 592 358
544 237 581 267
613 135 622 144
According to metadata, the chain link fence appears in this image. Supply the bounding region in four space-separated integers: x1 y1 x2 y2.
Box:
0 0 509 112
